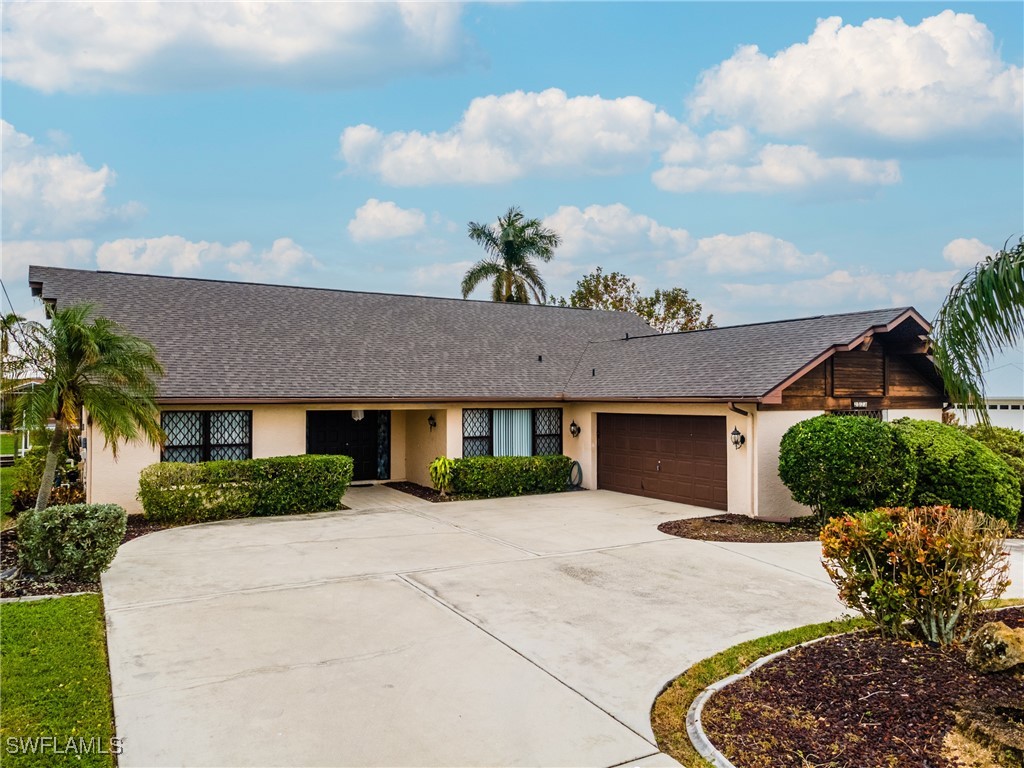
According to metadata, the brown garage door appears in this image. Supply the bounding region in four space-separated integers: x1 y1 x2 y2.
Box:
597 414 728 510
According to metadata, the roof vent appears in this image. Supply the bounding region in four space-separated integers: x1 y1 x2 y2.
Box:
538 355 543 362
592 368 596 377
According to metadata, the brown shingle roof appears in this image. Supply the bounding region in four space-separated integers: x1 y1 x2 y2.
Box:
565 307 929 400
28 267 929 403
28 267 653 401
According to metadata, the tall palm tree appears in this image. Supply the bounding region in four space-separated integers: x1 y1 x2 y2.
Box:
462 206 561 303
17 304 164 511
932 237 1024 424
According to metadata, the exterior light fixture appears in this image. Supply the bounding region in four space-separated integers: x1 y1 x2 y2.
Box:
351 409 365 422
569 420 581 438
730 427 745 449
428 414 437 431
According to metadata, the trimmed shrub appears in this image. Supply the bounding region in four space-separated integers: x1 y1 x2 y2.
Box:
893 419 1020 526
138 454 353 524
17 503 128 581
778 415 916 522
820 506 1011 645
450 455 573 498
963 424 1024 521
8 446 84 513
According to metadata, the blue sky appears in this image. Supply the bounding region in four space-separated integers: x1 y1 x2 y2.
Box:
2 1 1022 393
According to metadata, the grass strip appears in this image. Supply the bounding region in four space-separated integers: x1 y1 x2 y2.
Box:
650 616 871 767
0 594 117 767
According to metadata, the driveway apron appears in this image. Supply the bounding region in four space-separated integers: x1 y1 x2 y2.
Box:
104 489 850 767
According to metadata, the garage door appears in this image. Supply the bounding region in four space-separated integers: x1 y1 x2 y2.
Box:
597 414 728 510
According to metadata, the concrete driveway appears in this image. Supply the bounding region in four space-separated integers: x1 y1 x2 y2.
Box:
103 488 849 767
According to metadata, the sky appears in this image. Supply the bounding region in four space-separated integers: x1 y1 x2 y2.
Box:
1 1 1022 394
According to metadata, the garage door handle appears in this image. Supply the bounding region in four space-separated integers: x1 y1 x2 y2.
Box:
656 460 661 471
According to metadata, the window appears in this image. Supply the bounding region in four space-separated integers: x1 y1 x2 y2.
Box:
162 411 252 462
462 408 563 457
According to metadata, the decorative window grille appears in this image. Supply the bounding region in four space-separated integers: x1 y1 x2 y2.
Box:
162 411 252 462
532 408 562 455
828 409 884 421
462 408 563 457
462 409 492 457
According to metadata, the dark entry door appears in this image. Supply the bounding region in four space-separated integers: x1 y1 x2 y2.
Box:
306 411 385 482
597 413 728 510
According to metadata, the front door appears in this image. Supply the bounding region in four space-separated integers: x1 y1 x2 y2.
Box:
306 410 389 482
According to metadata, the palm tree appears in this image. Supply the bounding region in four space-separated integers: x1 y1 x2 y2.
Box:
17 304 164 511
462 206 561 303
931 237 1024 424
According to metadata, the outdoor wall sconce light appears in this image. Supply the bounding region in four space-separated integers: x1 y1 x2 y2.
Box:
428 414 437 431
730 427 745 449
569 420 581 438
351 409 365 422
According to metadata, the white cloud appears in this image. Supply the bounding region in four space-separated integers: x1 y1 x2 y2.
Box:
410 260 474 296
2 2 468 93
341 89 901 195
654 144 900 194
942 237 995 268
341 88 683 185
347 199 427 242
94 235 317 281
544 204 693 259
1 120 143 237
1 239 95 277
690 11 1023 142
544 204 824 276
226 238 319 282
723 267 959 310
685 232 829 274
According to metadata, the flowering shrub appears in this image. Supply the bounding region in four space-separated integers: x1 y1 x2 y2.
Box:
820 506 1011 645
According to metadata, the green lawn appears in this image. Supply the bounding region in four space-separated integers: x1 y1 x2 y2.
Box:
1 465 14 529
0 595 117 767
1 433 18 455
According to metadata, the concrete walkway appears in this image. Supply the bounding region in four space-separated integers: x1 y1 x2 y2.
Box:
102 489 850 767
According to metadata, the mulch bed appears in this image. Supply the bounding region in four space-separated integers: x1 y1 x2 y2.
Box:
701 606 1024 768
658 513 821 543
0 515 176 598
384 480 460 503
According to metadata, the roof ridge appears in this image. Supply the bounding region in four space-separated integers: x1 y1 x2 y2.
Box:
27 265 627 317
581 306 915 344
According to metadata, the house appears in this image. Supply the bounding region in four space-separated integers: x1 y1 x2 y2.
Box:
28 266 947 518
956 398 1024 431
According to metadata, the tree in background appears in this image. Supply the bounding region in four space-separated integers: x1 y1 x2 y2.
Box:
462 206 561 303
16 304 164 511
553 267 715 333
932 237 1024 424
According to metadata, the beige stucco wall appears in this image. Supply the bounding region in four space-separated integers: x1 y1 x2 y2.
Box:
753 410 822 520
754 407 945 520
404 409 447 486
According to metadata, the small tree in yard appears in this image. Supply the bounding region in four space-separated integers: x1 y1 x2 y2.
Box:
552 267 715 333
778 415 916 524
16 304 164 512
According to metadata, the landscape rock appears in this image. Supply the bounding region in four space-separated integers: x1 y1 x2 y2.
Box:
967 622 1024 673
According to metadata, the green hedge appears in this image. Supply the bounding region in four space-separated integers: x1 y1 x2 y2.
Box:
17 503 127 581
963 424 1024 520
450 455 573 498
138 455 353 524
892 419 1019 526
778 415 916 522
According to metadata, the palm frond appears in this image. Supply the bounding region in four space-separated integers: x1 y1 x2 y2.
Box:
461 259 503 299
932 237 1024 423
